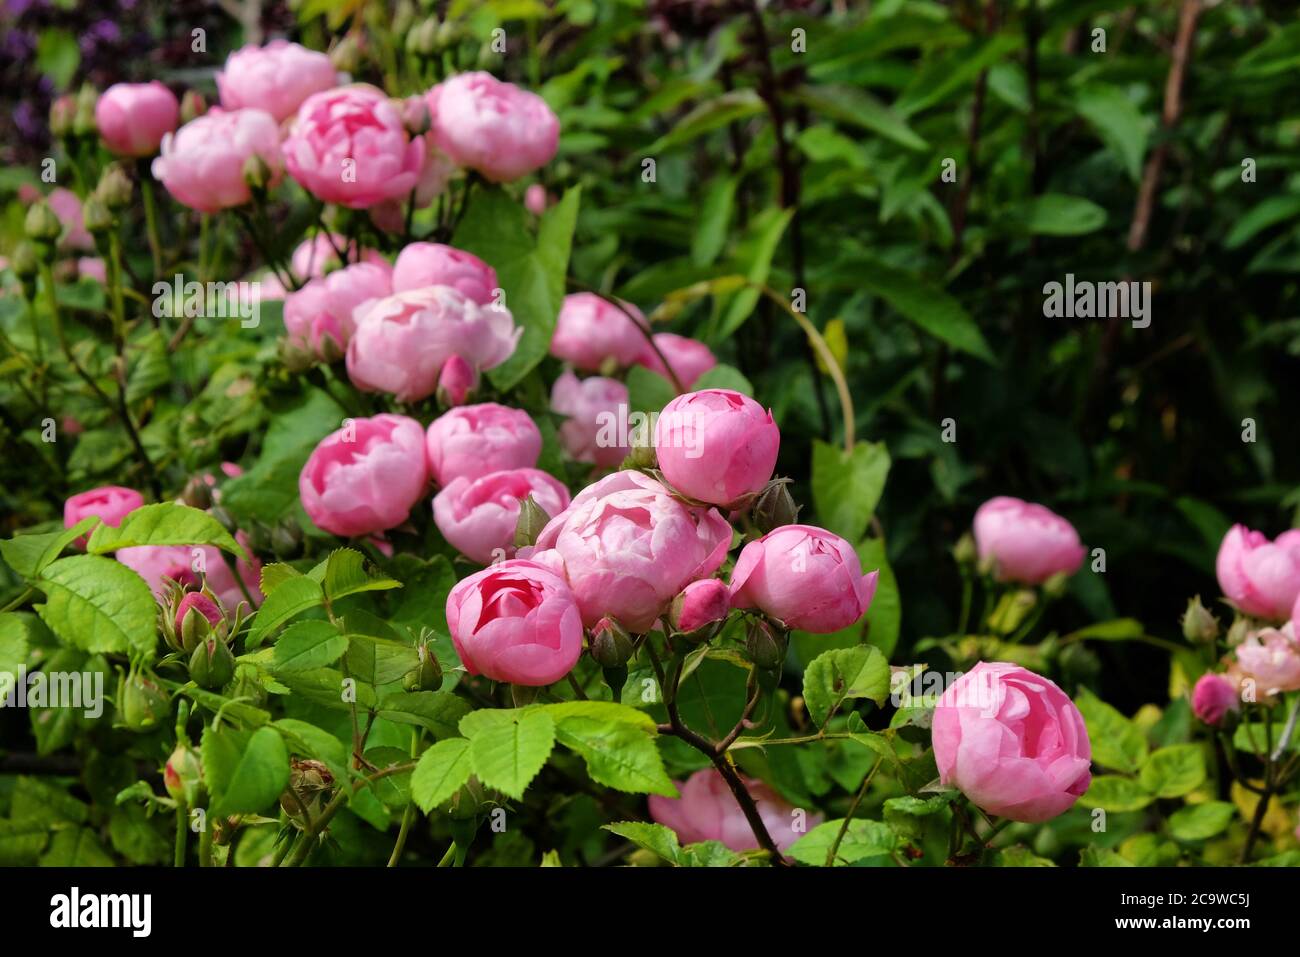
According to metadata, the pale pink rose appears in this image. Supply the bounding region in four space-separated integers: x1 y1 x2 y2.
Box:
529 470 732 632
436 354 476 407
346 286 518 402
369 142 456 233
96 82 179 157
216 40 337 123
638 332 717 388
1216 524 1300 621
729 525 877 634
425 72 559 183
151 108 284 213
550 370 629 469
670 578 730 634
298 414 429 537
64 486 143 544
524 183 548 216
77 258 107 283
933 662 1092 823
284 85 424 209
48 188 92 250
290 234 387 281
1235 623 1300 696
425 403 542 487
654 389 778 507
1191 673 1240 726
649 768 818 853
251 271 286 302
283 260 392 357
433 468 571 565
973 496 1086 586
550 292 648 372
391 242 498 305
446 559 583 685
117 536 263 609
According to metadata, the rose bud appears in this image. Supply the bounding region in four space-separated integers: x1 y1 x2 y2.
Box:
549 292 648 372
81 196 112 235
391 242 498 306
933 662 1091 823
436 354 477 408
972 496 1087 586
649 768 819 853
433 468 570 566
180 89 206 124
729 525 878 634
669 578 730 637
446 559 584 686
64 485 144 545
1191 673 1240 726
1216 524 1300 621
181 475 215 511
514 495 552 549
589 617 633 669
750 478 799 534
550 371 630 469
189 636 236 689
72 83 99 137
217 40 338 123
636 333 717 389
745 617 785 669
1234 623 1300 697
163 743 203 806
95 81 179 157
403 635 444 692
281 758 336 828
175 591 225 651
654 389 780 508
424 71 558 183
1181 595 1220 644
24 201 62 244
229 664 268 709
49 94 76 138
10 241 38 280
118 671 171 732
426 403 542 488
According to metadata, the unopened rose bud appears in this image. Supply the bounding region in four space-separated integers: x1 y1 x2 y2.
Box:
392 0 416 34
952 532 977 566
228 663 268 708
1191 673 1240 726
242 154 272 192
745 618 785 670
180 475 214 510
589 617 633 668
987 588 1037 635
409 16 440 56
436 20 459 49
513 495 551 549
435 355 477 408
189 635 235 688
10 242 38 279
317 332 345 366
73 83 99 137
118 670 171 732
24 201 62 243
270 521 302 559
329 35 362 75
1226 615 1250 648
49 94 76 138
751 478 799 534
82 196 112 235
403 636 444 691
1182 595 1220 644
96 162 133 210
281 758 336 827
669 578 730 637
163 743 203 806
180 89 207 124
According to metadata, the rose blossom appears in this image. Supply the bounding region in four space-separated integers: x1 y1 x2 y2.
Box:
346 286 519 402
425 403 542 487
1191 673 1240 726
446 559 583 686
528 470 732 632
1216 524 1300 621
216 40 337 123
95 82 179 157
436 354 476 407
290 234 387 281
283 260 392 357
550 370 629 469
64 485 143 538
670 578 731 634
972 496 1086 585
425 71 559 183
932 662 1092 823
550 292 648 372
433 468 571 566
117 538 262 610
48 188 92 250
298 414 429 537
151 108 283 213
638 332 717 388
648 769 818 853
391 242 498 305
654 389 779 507
1234 623 1300 696
284 85 424 208
729 525 878 633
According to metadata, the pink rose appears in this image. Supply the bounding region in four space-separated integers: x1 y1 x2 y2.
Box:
64 485 144 543
446 559 583 686
932 662 1092 823
77 258 107 283
972 496 1086 585
95 82 179 157
290 234 387 281
648 768 817 853
670 578 730 634
1216 524 1300 621
48 188 92 251
216 40 337 123
524 183 548 216
1235 623 1300 696
530 470 732 632
174 592 223 634
283 260 392 357
550 292 648 372
729 525 878 633
117 538 263 609
426 403 542 487
391 242 498 305
1191 673 1240 726
654 389 778 507
425 72 559 183
151 108 284 213
638 332 717 388
284 85 425 209
550 370 629 468
346 287 519 402
298 414 429 537
436 354 476 407
433 468 571 565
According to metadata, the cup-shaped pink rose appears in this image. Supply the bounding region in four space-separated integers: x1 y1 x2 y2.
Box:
1191 673 1240 726
654 389 779 507
346 287 519 403
117 539 263 609
1216 524 1300 621
648 768 819 853
972 496 1086 585
284 85 425 209
174 592 223 635
151 108 284 213
550 293 648 372
638 333 717 388
391 242 498 305
729 525 877 633
433 468 571 566
670 578 731 634
932 662 1092 823
1235 623 1300 696
283 260 392 357
436 354 477 408
216 40 338 123
64 485 144 540
425 71 559 183
290 234 387 281
298 414 429 537
550 370 629 468
530 470 732 632
48 188 93 250
95 82 179 157
426 403 542 487
446 559 583 685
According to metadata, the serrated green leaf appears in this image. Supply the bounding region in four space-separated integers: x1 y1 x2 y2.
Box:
323 548 400 602
802 645 891 727
1139 744 1206 798
246 576 324 649
202 725 290 818
554 716 676 796
86 502 246 560
0 518 97 578
812 439 890 542
1168 801 1236 842
788 818 898 866
377 691 471 739
36 555 157 661
1078 775 1154 813
411 737 474 811
1075 687 1148 773
603 821 682 863
466 708 555 799
271 620 347 673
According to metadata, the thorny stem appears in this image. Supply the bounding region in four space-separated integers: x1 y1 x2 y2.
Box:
825 756 883 867
566 278 685 394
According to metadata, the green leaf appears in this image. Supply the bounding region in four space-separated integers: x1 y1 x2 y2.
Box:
35 29 80 89
1075 687 1148 773
788 818 898 866
1079 846 1136 867
0 819 49 865
554 715 676 796
1138 744 1206 799
852 259 994 362
465 708 556 799
795 84 928 151
603 821 682 863
202 725 291 818
1009 194 1107 237
1224 194 1300 249
802 645 891 727
894 33 1021 117
36 555 157 660
246 576 324 649
1168 801 1236 842
692 175 739 266
692 363 753 396
714 207 794 339
85 502 246 560
322 548 400 602
377 691 472 739
996 846 1057 867
272 718 350 782
626 364 677 415
271 620 348 673
0 612 31 672
0 518 97 578
648 89 766 153
40 828 113 867
812 439 891 542
1078 775 1154 813
1075 85 1150 182
411 737 474 811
